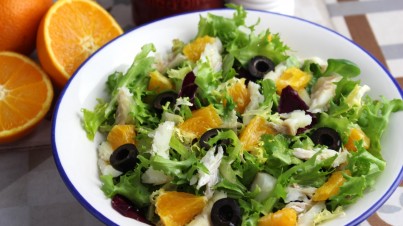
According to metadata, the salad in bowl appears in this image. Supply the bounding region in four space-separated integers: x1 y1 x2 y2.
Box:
70 5 402 226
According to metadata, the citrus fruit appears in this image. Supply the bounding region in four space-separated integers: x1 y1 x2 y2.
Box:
107 124 136 150
345 127 370 152
178 104 223 139
0 0 53 55
258 208 297 226
276 67 312 94
0 51 54 143
312 170 351 201
239 116 276 151
155 191 207 226
227 78 250 114
183 36 215 62
36 0 123 87
148 70 174 93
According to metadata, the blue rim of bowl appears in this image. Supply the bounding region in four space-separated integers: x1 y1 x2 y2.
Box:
52 8 403 226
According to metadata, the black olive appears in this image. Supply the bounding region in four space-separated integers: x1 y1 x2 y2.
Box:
200 129 219 150
110 143 139 173
247 56 275 80
199 129 231 151
211 198 242 226
310 127 341 151
153 91 177 113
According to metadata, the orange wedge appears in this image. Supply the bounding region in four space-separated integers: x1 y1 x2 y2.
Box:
0 51 54 143
36 0 123 87
239 116 276 151
178 104 223 139
155 191 207 226
227 78 250 114
107 124 136 150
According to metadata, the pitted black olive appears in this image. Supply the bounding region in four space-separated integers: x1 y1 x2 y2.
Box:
153 91 177 113
247 56 275 80
110 143 139 173
200 129 219 150
199 129 231 151
211 198 242 226
310 127 341 151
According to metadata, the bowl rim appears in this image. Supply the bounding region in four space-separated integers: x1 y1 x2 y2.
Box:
51 8 403 226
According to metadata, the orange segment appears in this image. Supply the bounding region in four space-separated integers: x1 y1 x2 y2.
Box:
107 124 136 150
312 170 351 201
36 0 123 87
178 105 223 139
276 67 311 94
148 70 173 93
227 78 250 114
0 51 53 143
183 36 215 62
345 127 370 152
258 208 297 226
239 116 276 151
155 191 207 226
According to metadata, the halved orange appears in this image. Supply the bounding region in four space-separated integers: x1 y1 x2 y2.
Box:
155 191 207 226
36 0 123 87
0 51 54 143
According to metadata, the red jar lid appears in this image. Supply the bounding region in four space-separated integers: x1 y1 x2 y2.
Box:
132 0 225 25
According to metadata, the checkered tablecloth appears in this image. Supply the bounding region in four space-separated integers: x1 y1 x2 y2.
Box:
1 0 401 225
322 1 403 224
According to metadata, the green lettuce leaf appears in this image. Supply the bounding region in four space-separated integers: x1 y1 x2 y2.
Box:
260 79 279 110
327 174 366 211
347 143 386 187
100 166 151 207
323 59 360 78
328 144 386 210
82 44 156 140
194 61 222 105
262 152 336 214
261 134 302 177
196 4 288 66
150 154 200 184
197 4 249 47
228 29 289 66
358 97 403 159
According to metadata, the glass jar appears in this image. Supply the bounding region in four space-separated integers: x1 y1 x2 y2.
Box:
132 0 225 25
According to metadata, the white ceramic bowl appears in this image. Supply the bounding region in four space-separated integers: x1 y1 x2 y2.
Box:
52 9 403 226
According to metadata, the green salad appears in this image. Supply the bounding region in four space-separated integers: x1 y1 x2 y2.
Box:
82 5 403 226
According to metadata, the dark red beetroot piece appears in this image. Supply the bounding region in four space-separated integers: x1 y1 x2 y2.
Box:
278 85 318 134
278 85 308 113
178 71 198 109
111 195 150 224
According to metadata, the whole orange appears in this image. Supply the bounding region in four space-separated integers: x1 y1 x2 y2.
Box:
0 0 53 55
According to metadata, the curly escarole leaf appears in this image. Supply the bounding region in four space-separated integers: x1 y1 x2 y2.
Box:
100 165 151 208
82 44 156 140
328 143 386 210
196 4 289 66
358 97 403 159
